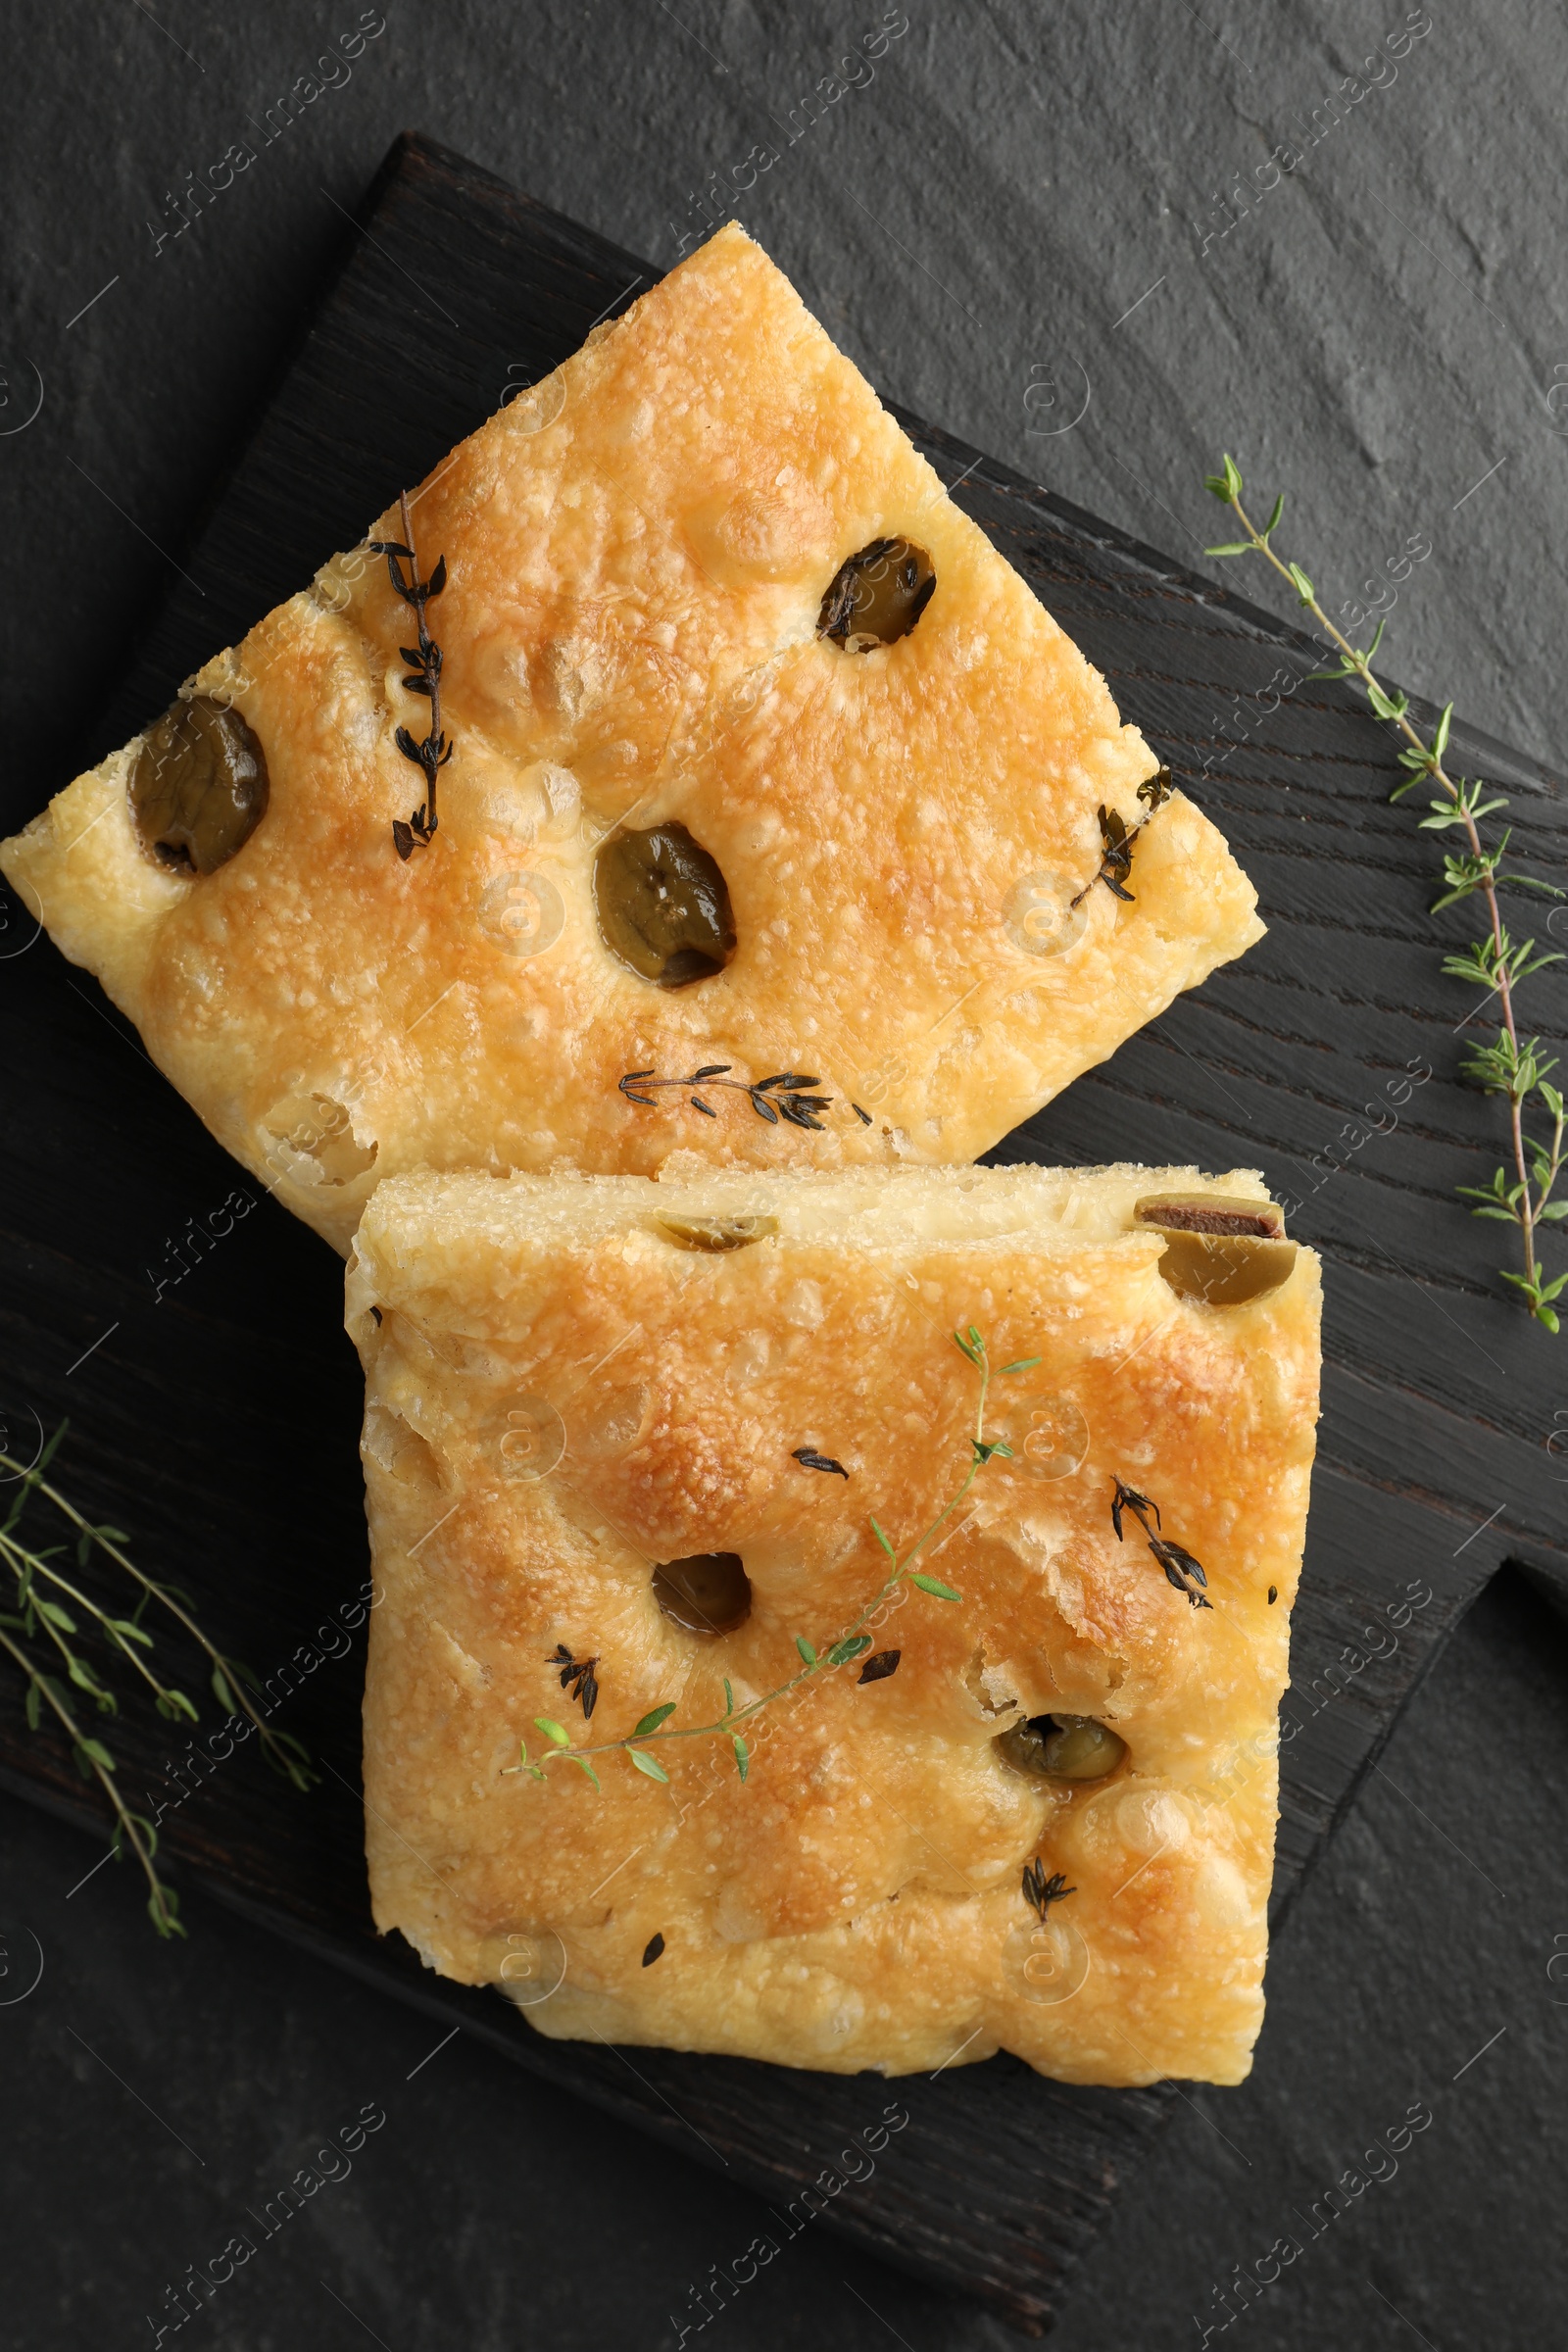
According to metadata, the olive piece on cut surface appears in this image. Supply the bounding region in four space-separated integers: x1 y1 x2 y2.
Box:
594 821 736 987
129 696 270 875
1133 1192 1297 1305
656 1213 779 1253
1152 1229 1298 1307
1133 1191 1285 1239
652 1551 753 1636
817 538 936 649
995 1712 1128 1783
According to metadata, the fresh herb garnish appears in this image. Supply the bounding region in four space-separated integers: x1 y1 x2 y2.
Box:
504 1327 1031 1791
370 490 453 861
546 1643 599 1721
0 1427 316 1937
1110 1478 1212 1609
1202 451 1567 1329
619 1065 836 1130
1021 1858 1076 1921
1069 767 1173 909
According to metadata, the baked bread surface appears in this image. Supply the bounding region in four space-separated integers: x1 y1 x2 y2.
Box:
3 226 1262 1252
349 1162 1321 2084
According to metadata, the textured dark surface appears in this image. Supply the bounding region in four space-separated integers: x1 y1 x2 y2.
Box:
2 7 1567 2348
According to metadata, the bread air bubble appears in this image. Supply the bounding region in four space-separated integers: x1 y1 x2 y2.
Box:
260 1090 377 1188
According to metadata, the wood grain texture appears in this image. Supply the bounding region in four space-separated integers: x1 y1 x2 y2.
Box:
1 133 1563 2335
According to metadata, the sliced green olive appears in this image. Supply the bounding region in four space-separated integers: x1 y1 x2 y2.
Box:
594 822 736 987
1134 1191 1285 1239
653 1551 752 1636
995 1712 1127 1783
1152 1229 1298 1306
656 1214 779 1252
129 696 270 875
817 538 936 649
1134 1192 1297 1305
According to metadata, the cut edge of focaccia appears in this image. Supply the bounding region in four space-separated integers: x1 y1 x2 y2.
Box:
348 1161 1320 2086
3 224 1262 1255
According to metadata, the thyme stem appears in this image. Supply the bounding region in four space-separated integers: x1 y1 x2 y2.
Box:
372 489 452 859
0 1533 189 1713
0 1622 182 1936
1204 457 1566 1328
0 1446 315 1788
401 490 443 840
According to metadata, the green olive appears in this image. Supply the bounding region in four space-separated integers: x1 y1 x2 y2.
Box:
129 696 270 875
1152 1229 1298 1306
817 538 936 649
594 822 736 987
1133 1191 1285 1239
652 1551 752 1636
1133 1193 1296 1305
995 1712 1127 1782
656 1214 779 1252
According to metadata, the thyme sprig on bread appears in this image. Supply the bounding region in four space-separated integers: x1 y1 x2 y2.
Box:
619 1065 873 1130
371 489 452 861
1070 767 1174 908
504 1327 1040 1792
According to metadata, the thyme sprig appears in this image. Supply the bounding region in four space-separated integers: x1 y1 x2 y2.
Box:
619 1065 871 1130
1110 1478 1211 1609
547 1643 599 1720
370 489 452 861
1068 768 1174 910
0 1428 315 1936
1203 453 1567 1329
505 1328 1042 1792
1021 1859 1076 1922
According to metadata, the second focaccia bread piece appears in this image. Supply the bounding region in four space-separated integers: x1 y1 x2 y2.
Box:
2 223 1261 1253
348 1162 1320 2085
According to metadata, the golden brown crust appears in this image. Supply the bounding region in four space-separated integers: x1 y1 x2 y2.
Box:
350 1163 1320 2084
2 226 1262 1252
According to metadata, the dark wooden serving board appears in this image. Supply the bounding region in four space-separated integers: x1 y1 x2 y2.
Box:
2 133 1564 2336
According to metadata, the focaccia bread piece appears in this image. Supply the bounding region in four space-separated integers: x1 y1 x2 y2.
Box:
348 1161 1321 2085
2 225 1262 1254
